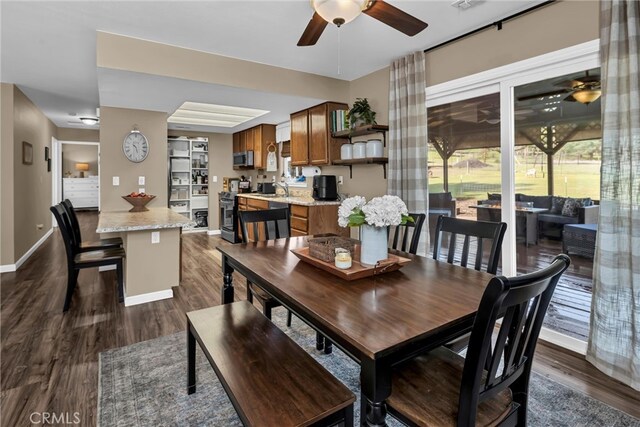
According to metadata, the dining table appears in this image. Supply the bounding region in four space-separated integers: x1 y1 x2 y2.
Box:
216 236 493 426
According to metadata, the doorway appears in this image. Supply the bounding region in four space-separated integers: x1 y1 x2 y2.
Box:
53 141 100 210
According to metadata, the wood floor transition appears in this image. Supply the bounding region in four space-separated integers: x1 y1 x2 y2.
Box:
1 211 638 426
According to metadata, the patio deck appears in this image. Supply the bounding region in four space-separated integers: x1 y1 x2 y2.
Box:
516 237 592 341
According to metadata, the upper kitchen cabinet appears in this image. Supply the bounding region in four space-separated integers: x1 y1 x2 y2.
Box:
232 124 276 170
290 102 348 167
290 110 309 166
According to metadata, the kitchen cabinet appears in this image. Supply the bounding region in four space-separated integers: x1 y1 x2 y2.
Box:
236 196 348 241
290 204 348 237
290 102 348 167
232 124 276 170
290 110 309 166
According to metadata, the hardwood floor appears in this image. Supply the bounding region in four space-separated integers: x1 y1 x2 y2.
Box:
1 212 638 426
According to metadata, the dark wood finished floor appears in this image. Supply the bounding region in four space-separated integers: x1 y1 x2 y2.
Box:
1 212 638 426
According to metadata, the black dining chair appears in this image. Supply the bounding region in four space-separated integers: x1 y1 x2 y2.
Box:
433 215 507 275
50 204 126 312
239 208 333 353
61 199 123 252
386 254 570 427
239 209 293 325
388 213 426 255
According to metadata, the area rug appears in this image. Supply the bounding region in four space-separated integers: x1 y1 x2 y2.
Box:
98 308 639 427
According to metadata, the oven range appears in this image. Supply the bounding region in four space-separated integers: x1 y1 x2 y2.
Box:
219 191 240 243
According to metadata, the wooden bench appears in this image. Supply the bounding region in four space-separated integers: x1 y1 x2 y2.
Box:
187 301 355 426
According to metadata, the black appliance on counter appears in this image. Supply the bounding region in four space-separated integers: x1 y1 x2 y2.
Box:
257 182 276 194
219 191 240 243
312 175 338 201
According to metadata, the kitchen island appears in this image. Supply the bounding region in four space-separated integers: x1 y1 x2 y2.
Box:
97 208 195 306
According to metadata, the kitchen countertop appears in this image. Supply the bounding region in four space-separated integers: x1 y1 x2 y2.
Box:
238 193 342 206
97 207 196 233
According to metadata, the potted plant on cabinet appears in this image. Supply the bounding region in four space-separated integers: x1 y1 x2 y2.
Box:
347 98 377 129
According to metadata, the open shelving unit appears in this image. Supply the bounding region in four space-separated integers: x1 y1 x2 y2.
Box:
168 137 209 231
331 125 389 178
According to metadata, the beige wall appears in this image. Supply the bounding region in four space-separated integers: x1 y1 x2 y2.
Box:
12 86 56 261
325 66 391 200
97 32 349 104
328 0 599 200
168 130 239 230
62 144 99 177
57 128 99 143
425 0 599 86
1 83 16 265
100 107 168 211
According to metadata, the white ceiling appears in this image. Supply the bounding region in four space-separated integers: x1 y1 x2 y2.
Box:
1 0 542 132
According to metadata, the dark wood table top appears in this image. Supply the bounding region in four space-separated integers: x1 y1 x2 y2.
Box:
218 236 493 360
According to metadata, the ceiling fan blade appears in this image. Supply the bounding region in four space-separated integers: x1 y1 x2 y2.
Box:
363 0 428 37
297 12 328 46
517 89 569 102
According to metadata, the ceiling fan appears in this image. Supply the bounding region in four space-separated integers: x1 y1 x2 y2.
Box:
517 71 602 105
298 0 428 47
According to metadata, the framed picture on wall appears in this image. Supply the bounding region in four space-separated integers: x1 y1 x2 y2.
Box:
22 141 33 165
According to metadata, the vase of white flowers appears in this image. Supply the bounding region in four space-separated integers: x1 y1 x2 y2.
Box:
338 195 413 266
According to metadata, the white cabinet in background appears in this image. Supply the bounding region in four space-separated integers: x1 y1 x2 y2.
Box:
63 177 99 208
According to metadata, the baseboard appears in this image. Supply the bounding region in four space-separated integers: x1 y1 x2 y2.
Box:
99 265 117 272
207 229 221 236
0 264 16 273
182 228 208 234
0 229 53 273
124 289 174 307
539 327 587 355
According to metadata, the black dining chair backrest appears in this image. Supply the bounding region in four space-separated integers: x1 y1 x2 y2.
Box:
432 216 507 274
61 199 81 245
61 199 82 249
457 254 570 425
389 213 426 255
50 204 77 261
239 208 291 243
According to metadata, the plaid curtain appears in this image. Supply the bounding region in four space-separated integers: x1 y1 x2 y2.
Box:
388 52 429 255
587 0 640 391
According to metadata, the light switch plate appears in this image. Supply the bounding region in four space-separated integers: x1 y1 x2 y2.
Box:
337 176 344 185
151 231 160 244
212 176 218 183
138 176 145 185
113 176 119 186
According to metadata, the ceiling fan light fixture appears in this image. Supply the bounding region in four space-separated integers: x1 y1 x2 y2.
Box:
311 0 368 26
572 89 601 104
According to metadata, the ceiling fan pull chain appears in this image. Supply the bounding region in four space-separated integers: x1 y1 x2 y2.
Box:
337 27 342 76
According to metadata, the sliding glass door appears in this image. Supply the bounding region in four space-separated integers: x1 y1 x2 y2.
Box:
513 68 601 340
426 41 600 347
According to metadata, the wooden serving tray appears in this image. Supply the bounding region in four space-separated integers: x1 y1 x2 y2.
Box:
290 246 411 281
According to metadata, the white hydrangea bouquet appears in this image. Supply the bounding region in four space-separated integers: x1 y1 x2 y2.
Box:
338 195 413 228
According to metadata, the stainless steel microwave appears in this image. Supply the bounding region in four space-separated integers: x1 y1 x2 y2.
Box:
233 151 253 167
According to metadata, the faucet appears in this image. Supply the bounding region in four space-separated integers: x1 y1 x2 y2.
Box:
274 182 289 197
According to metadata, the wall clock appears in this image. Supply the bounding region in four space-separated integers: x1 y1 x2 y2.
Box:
123 128 149 163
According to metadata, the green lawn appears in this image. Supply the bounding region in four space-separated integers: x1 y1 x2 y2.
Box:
428 162 601 201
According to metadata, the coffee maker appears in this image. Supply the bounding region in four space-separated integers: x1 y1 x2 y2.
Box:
312 175 338 201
